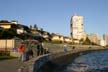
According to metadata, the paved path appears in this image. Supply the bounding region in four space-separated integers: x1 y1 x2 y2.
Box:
0 58 23 72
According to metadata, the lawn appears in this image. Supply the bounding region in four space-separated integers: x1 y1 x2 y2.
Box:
0 51 17 61
0 56 16 61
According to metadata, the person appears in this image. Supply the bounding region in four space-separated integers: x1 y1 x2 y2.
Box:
36 44 41 56
28 48 33 58
40 43 44 55
18 43 25 62
63 45 67 52
36 42 44 56
25 48 33 61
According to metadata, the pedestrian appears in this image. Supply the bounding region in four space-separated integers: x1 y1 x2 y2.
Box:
63 45 67 52
18 43 25 62
28 48 33 58
36 44 40 56
25 43 34 61
40 43 44 55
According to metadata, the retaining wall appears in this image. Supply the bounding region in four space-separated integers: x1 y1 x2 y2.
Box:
18 46 108 72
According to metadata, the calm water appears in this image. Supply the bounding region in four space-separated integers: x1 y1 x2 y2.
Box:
61 50 108 72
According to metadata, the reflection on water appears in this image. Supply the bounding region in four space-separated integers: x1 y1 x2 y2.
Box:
63 50 108 72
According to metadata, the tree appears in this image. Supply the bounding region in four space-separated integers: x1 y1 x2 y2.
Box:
83 37 91 45
0 29 15 39
34 24 38 29
40 28 43 31
0 28 17 39
9 28 17 35
79 38 84 44
30 25 32 29
40 28 44 35
0 30 3 38
47 32 52 42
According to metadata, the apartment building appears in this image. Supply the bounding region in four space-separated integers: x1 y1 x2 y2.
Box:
70 13 86 43
103 34 108 46
88 33 100 45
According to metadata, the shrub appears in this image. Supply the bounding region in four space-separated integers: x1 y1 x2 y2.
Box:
0 50 10 56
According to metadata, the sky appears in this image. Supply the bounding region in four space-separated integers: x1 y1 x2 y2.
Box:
0 0 108 37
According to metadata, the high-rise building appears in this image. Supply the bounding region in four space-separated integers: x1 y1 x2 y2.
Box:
70 13 85 43
103 34 108 46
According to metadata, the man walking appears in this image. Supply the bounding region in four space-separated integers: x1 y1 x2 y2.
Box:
18 43 25 62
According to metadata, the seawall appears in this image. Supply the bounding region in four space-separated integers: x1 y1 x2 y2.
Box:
18 46 108 72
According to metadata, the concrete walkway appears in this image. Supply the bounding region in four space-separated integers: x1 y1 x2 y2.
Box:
0 58 23 72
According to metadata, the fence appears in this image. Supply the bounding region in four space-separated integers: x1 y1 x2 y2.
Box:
0 39 22 51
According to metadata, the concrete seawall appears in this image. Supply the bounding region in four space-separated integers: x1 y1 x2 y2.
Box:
18 46 108 72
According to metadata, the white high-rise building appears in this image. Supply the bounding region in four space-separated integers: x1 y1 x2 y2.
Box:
70 13 85 42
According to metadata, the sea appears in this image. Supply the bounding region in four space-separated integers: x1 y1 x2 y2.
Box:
59 50 108 72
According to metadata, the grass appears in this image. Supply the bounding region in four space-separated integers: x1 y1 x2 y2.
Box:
0 56 17 61
0 51 17 61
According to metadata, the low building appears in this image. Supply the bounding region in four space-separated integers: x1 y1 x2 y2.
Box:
30 28 40 35
64 36 72 43
51 33 72 43
0 20 31 34
51 33 61 41
0 20 17 29
16 24 31 34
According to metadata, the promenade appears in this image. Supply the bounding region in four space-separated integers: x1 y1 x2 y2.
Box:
0 45 105 72
0 58 22 72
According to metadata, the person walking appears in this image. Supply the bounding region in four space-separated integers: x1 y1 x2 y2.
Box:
18 43 25 62
63 45 67 52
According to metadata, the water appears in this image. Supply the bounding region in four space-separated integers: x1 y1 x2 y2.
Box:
62 50 108 72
